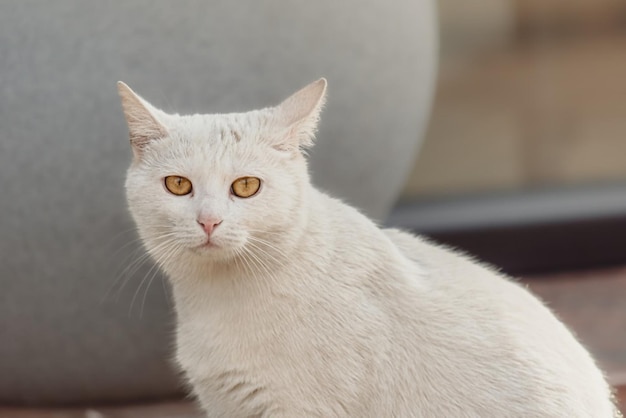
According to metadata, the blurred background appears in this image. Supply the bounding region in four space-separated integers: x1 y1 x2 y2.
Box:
391 0 626 281
405 0 626 199
1 0 625 416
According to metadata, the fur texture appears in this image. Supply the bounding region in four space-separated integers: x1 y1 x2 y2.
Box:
119 80 619 417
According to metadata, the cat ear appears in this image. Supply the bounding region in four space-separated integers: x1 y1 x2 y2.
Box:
117 81 169 155
273 78 327 151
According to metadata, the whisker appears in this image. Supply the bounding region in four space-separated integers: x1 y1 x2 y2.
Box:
130 239 178 317
130 253 165 316
160 274 172 307
246 237 288 268
109 236 144 258
245 229 285 235
104 237 177 305
243 243 282 286
232 248 246 275
102 246 148 304
103 227 141 250
239 249 267 296
247 235 286 252
139 243 181 318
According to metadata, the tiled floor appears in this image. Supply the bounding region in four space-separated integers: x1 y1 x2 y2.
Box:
0 402 203 418
2 267 625 417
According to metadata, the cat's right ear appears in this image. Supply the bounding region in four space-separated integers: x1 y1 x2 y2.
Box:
272 78 327 152
117 81 169 156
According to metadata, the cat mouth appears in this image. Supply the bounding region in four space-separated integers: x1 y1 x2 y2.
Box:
193 237 222 251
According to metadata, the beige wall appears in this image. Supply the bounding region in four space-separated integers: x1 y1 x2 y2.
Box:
403 0 626 199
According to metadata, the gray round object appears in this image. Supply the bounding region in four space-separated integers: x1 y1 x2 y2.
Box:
0 0 437 405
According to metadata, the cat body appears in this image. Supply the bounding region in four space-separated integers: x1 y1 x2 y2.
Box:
118 79 617 417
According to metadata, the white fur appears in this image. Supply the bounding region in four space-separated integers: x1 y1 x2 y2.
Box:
119 80 619 417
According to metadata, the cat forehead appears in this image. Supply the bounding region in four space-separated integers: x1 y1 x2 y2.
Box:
172 110 272 143
143 137 267 177
140 111 277 171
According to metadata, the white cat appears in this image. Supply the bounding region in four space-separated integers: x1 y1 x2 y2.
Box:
118 79 619 417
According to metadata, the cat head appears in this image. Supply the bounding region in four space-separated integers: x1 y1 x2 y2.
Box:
118 79 326 269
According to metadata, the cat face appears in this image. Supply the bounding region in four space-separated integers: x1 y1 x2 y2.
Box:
119 80 326 266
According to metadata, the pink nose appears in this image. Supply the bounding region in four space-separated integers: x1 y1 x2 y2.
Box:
197 218 222 236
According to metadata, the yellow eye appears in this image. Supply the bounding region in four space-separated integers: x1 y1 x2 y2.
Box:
164 176 193 196
231 177 261 198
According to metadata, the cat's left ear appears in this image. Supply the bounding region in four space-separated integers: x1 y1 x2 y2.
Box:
117 81 169 157
273 78 327 151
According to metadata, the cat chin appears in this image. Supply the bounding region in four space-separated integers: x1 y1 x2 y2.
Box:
187 241 240 261
189 242 223 254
